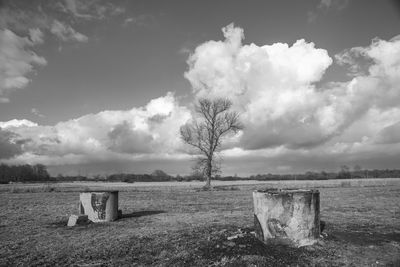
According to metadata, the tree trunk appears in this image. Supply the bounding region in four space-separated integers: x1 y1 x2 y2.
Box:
204 175 211 189
204 157 212 189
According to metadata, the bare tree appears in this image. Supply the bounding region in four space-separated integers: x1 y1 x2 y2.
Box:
180 98 243 189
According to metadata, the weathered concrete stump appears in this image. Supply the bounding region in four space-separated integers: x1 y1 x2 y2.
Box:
79 190 119 222
253 188 320 247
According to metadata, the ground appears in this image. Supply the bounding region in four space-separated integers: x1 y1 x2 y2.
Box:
1 179 400 266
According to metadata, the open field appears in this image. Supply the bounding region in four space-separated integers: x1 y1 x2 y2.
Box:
1 178 400 192
1 179 400 266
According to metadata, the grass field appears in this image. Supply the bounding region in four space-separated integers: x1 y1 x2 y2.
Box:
1 179 400 266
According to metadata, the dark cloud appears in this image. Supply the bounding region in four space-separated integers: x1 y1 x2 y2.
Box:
0 128 23 159
47 157 193 177
240 119 333 150
221 146 400 176
108 121 154 154
0 0 126 29
148 114 168 124
0 1 53 35
375 121 400 144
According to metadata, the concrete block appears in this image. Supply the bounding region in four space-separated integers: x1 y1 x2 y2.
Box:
79 191 119 222
253 188 320 247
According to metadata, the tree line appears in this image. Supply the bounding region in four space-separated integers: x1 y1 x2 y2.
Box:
1 163 400 184
57 168 400 182
0 163 51 183
248 169 400 181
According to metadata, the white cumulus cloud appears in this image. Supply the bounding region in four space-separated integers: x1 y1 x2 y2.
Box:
28 28 44 45
50 20 88 43
1 93 191 165
185 23 334 149
0 119 38 129
0 29 47 101
185 23 400 158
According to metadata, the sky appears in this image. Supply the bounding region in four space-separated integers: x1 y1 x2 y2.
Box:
0 0 400 176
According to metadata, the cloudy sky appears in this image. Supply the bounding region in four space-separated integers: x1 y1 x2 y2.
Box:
0 0 399 176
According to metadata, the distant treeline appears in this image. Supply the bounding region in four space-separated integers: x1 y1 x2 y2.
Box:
1 163 400 184
248 169 400 181
70 168 400 182
0 164 51 183
59 168 400 183
56 170 202 183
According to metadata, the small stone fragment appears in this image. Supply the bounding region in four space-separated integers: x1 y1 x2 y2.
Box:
67 214 88 227
224 241 236 247
227 233 244 240
305 245 316 252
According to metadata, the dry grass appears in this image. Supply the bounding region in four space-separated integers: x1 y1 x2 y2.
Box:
2 177 399 193
0 179 399 266
8 184 60 194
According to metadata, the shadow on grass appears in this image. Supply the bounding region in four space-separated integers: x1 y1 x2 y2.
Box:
329 230 400 245
46 219 107 230
47 210 166 228
120 210 166 219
